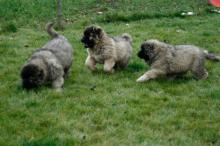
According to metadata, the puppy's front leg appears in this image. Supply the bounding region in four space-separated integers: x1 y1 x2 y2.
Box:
136 69 165 83
104 59 115 73
52 76 64 92
85 56 96 71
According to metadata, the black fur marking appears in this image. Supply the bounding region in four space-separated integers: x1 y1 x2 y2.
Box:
64 67 69 75
81 26 102 48
171 51 176 57
137 43 155 64
21 64 44 89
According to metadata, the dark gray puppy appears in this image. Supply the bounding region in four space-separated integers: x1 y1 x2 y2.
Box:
21 23 73 91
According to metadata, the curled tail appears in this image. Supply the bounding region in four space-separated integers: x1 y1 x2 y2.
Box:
45 22 59 38
122 33 132 44
204 50 220 61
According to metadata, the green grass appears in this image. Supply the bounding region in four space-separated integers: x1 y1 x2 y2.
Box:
1 0 220 145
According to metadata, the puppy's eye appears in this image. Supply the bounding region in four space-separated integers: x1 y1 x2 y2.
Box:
147 44 154 50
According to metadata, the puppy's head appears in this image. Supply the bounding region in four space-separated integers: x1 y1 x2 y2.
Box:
81 25 104 48
21 64 45 89
138 41 157 63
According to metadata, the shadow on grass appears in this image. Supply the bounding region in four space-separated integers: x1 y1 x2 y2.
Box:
208 90 220 100
97 11 186 23
0 22 17 34
159 76 195 84
138 74 195 85
22 138 60 146
14 82 51 96
87 62 146 76
126 62 146 72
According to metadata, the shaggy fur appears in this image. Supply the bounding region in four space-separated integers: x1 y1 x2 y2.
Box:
137 39 220 82
21 22 73 91
81 25 132 73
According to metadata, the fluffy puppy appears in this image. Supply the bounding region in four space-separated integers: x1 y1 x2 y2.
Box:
137 39 220 82
21 23 73 91
81 25 132 73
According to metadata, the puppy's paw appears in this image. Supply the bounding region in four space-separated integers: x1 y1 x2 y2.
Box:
106 69 115 74
87 65 97 71
54 87 63 92
104 68 115 74
89 68 97 73
203 72 208 79
197 71 208 80
136 75 149 83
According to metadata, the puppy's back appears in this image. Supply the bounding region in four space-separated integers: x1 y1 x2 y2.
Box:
167 45 203 72
112 34 132 61
175 45 202 56
43 23 73 68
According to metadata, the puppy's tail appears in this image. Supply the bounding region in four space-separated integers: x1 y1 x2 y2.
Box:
46 22 59 38
204 50 220 61
122 33 132 44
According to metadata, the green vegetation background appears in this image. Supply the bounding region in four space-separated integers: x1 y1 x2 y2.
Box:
0 0 220 145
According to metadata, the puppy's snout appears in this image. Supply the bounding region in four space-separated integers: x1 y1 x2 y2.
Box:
137 49 146 59
141 44 145 50
137 50 142 58
81 38 89 48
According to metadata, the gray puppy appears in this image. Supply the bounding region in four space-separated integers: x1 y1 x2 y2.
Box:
81 25 132 73
137 39 220 82
21 23 73 91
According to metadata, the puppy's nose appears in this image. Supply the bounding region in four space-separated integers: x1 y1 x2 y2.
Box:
141 44 145 50
84 44 89 48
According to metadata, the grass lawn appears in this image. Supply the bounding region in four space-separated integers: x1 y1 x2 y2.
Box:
0 0 220 145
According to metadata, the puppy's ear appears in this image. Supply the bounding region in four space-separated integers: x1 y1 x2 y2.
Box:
96 28 102 33
96 28 102 38
146 44 154 50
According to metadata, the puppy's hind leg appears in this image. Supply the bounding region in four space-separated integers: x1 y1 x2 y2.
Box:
191 57 208 80
85 56 96 71
116 59 129 69
63 65 71 79
52 76 64 92
104 59 115 73
136 69 165 83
